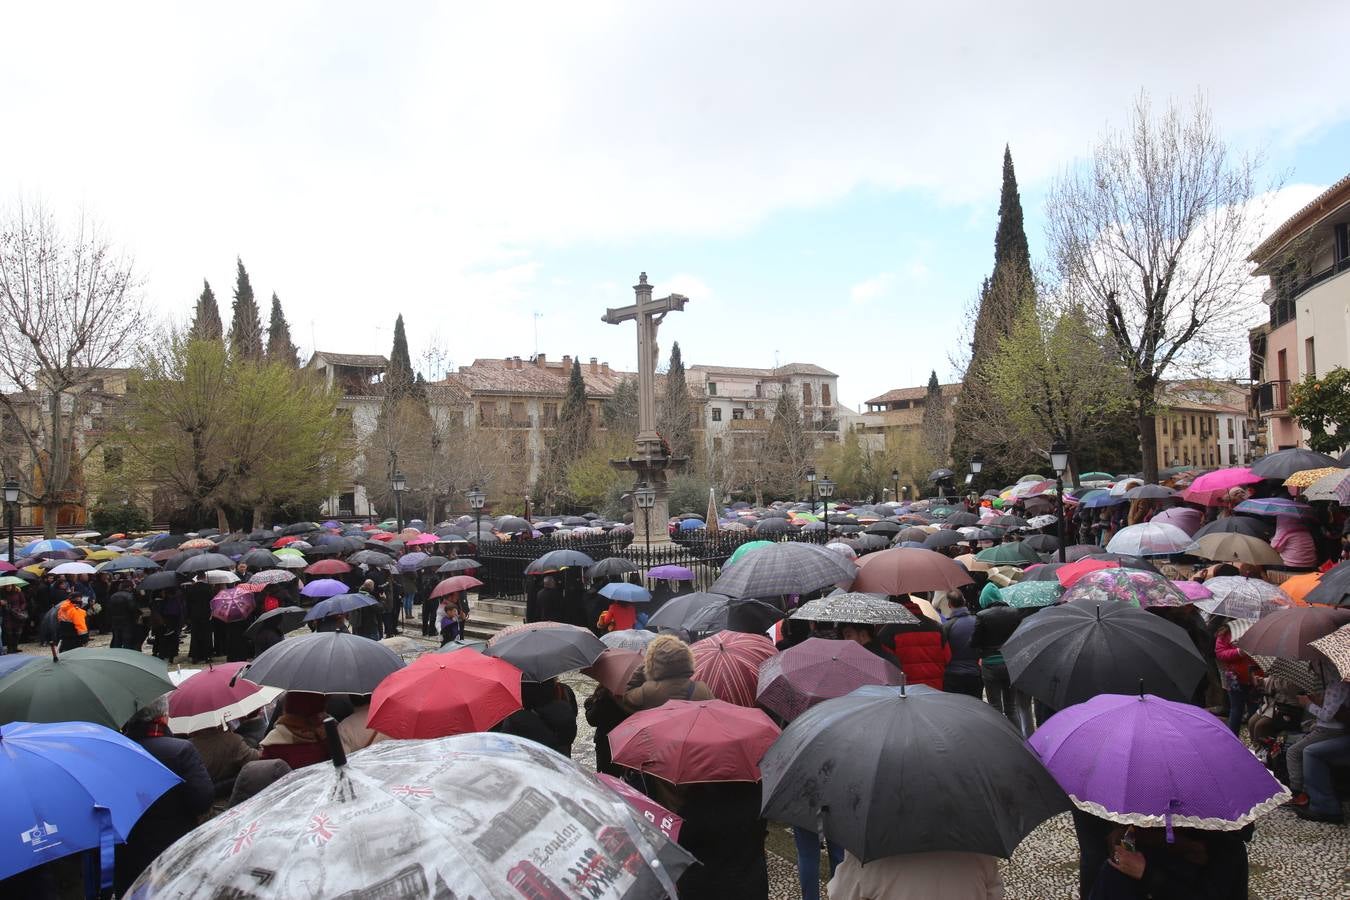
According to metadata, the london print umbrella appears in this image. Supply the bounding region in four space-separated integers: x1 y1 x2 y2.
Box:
129 732 693 899
761 685 1069 862
1060 568 1188 609
241 631 405 694
710 542 857 599
790 593 918 626
0 648 176 729
0 721 182 885
368 650 523 738
609 699 781 784
690 632 777 707
756 637 903 722
1029 693 1289 829
1194 576 1297 620
167 661 282 733
1003 600 1206 707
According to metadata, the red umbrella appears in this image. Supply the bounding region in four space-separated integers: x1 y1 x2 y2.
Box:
851 548 973 595
691 632 777 707
583 648 643 694
430 575 484 599
756 636 903 721
273 535 301 548
368 649 523 739
597 773 683 840
305 559 352 576
166 661 282 732
209 587 257 623
1055 557 1116 588
608 699 781 784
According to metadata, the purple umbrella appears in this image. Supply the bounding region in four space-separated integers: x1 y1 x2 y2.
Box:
300 578 350 599
1029 693 1289 830
647 564 695 581
209 587 258 623
1149 507 1203 536
1170 580 1213 602
397 552 429 571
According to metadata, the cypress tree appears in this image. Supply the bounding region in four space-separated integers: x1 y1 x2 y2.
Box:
386 314 415 399
227 258 264 361
265 293 299 366
188 279 223 342
920 371 951 465
658 341 695 460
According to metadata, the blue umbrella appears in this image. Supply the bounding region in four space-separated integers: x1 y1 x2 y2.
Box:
299 578 350 599
598 582 653 604
18 539 73 557
1079 490 1128 509
679 518 705 531
0 656 36 679
303 593 379 622
0 720 181 886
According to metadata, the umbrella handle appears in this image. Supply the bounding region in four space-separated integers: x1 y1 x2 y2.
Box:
324 717 347 769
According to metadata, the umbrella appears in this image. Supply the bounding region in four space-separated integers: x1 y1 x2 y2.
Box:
47 561 97 576
1149 507 1203 536
1003 600 1207 707
1080 491 1128 509
598 582 652 604
274 556 307 570
129 732 692 899
609 699 781 784
1029 693 1289 829
166 661 282 732
645 592 735 631
921 530 963 550
682 597 785 638
176 553 234 575
347 549 395 567
303 592 379 622
761 685 1069 862
690 632 777 707
1061 568 1188 609
241 631 405 694
245 605 307 638
1233 496 1316 520
1181 467 1263 505
1305 560 1350 606
755 637 903 721
0 648 176 729
240 548 280 569
97 555 161 573
588 557 639 579
998 580 1065 609
1172 580 1213 602
139 570 181 592
790 593 918 626
248 569 297 586
305 558 353 576
525 549 595 574
436 558 481 574
927 468 954 483
18 538 74 556
1249 448 1340 480
0 655 36 680
853 548 973 595
725 540 774 567
1279 570 1323 605
974 542 1042 565
1236 606 1350 661
1310 625 1350 681
582 647 645 694
647 564 695 581
709 542 857 599
495 515 532 533
1192 516 1274 541
1125 483 1176 500
368 649 523 738
1105 522 1192 556
484 622 606 681
1021 534 1059 553
209 587 258 622
0 721 182 885
596 772 684 841
197 569 239 585
1304 468 1350 504
1284 466 1341 490
429 575 483 599
1195 576 1297 619
299 578 350 599
600 629 659 652
1184 532 1283 566
994 515 1029 527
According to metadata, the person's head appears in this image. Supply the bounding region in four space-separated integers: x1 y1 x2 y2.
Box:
946 590 966 609
643 634 695 681
839 623 876 645
541 576 557 590
360 579 375 594
280 691 327 723
1212 563 1240 578
124 696 169 736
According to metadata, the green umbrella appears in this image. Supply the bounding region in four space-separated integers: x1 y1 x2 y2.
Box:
727 540 775 567
0 576 28 588
975 542 1042 566
0 647 176 729
928 506 957 519
999 581 1064 609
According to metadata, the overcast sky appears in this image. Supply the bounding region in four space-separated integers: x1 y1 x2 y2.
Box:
4 2 1348 407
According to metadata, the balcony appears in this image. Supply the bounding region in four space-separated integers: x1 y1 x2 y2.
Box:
1253 380 1290 414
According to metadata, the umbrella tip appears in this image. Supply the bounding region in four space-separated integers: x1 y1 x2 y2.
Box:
898 672 907 697
324 717 348 769
1138 677 1146 699
49 642 58 662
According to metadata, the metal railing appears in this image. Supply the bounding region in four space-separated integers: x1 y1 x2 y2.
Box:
1254 380 1290 414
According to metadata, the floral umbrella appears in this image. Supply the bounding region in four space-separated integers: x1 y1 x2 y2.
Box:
1060 568 1188 609
998 581 1065 609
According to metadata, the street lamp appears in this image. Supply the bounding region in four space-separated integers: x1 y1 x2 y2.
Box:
817 474 835 530
805 466 817 517
634 481 656 555
467 486 486 548
1049 441 1069 563
891 469 900 506
392 471 407 532
3 480 18 565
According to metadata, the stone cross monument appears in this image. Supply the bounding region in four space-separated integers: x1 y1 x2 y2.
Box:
603 273 689 548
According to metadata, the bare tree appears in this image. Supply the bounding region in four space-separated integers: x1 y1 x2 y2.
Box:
1046 94 1262 481
0 201 143 534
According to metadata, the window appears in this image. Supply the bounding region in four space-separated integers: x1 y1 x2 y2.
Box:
1306 337 1316 377
542 403 558 426
509 401 526 425
1336 222 1350 265
1277 348 1288 382
711 407 722 422
1227 418 1234 439
102 446 123 473
708 382 717 396
754 408 765 420
1190 415 1196 435
731 408 744 420
1162 418 1168 434
478 402 496 425
802 383 813 406
822 383 831 406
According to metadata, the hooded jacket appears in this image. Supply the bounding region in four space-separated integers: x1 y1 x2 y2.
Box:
620 635 713 712
878 602 950 690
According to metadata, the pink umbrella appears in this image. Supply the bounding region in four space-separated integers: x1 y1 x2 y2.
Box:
209 587 257 623
1171 579 1213 602
405 533 439 547
1182 467 1260 506
597 773 683 840
691 632 778 707
430 575 483 599
166 661 282 732
1150 506 1203 536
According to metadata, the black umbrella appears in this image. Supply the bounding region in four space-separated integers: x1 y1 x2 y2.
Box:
1023 563 1066 582
437 558 481 574
215 541 254 558
994 515 1029 528
1305 562 1350 606
1249 448 1340 480
1022 534 1059 553
1063 544 1104 562
709 543 857 599
1003 599 1206 707
945 511 979 527
1191 516 1273 541
646 592 737 631
240 549 280 569
142 534 187 552
245 605 307 638
895 527 930 544
139 570 181 592
177 553 235 575
415 555 450 571
349 550 395 567
922 531 962 550
163 549 204 571
761 685 1069 861
684 597 785 638
1125 484 1175 500
241 631 405 694
587 557 639 579
495 516 532 534
862 521 902 536
753 519 792 536
247 529 274 542
483 623 606 681
927 468 954 483
304 593 380 622
281 521 323 536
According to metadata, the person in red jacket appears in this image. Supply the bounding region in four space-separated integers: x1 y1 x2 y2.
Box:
877 598 950 690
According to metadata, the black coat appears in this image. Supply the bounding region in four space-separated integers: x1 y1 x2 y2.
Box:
103 590 139 628
672 781 768 900
115 734 213 893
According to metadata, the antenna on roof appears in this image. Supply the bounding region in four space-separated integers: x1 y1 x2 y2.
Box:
533 312 543 358
773 349 779 369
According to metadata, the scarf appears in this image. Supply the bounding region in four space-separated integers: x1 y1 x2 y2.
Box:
260 714 327 746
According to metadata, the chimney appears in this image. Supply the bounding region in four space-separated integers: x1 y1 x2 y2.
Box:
602 362 610 375
536 353 546 368
589 357 599 374
562 355 572 370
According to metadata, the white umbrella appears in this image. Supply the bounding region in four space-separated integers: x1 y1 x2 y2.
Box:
48 561 97 575
196 570 239 585
1105 522 1192 557
274 556 307 569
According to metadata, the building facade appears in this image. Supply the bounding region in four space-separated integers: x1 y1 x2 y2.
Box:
857 382 961 456
1154 380 1253 471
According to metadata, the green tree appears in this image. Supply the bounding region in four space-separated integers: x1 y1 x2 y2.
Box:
815 428 870 499
920 372 951 466
266 292 299 366
227 258 264 361
189 280 223 342
604 378 639 436
386 314 415 399
1290 369 1350 454
658 341 696 460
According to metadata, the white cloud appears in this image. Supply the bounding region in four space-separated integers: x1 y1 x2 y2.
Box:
850 273 895 306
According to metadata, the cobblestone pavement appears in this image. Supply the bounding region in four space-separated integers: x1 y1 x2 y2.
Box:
29 631 1348 899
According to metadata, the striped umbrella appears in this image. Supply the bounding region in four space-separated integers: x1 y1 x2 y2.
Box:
691 632 778 707
1304 468 1350 505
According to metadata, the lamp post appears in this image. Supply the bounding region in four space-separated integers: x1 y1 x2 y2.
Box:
3 480 18 565
634 481 656 556
891 469 900 506
392 471 407 532
817 474 835 531
805 466 816 517
970 454 983 493
467 486 486 548
1049 441 1069 563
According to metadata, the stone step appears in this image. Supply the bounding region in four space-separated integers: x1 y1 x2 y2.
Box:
476 597 526 617
465 608 523 640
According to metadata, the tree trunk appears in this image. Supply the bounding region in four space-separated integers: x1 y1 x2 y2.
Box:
252 507 264 529
215 505 230 533
42 501 58 538
1136 391 1159 483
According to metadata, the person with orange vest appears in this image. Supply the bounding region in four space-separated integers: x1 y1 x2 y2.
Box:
56 595 90 652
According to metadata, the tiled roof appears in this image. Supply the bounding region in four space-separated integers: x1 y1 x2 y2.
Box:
866 383 962 406
1250 173 1350 265
310 351 389 369
689 362 837 378
448 358 635 398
